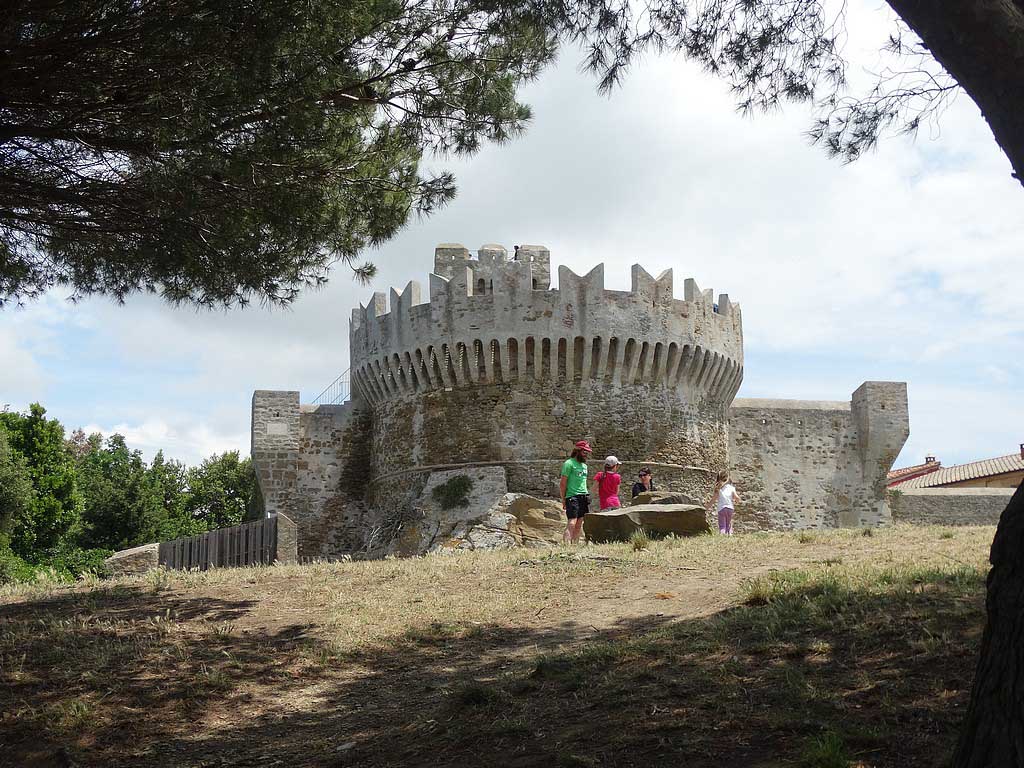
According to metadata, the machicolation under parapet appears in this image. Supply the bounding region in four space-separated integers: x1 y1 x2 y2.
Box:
349 243 742 408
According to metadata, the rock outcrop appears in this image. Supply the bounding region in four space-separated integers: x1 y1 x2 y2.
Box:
447 494 565 551
393 467 566 554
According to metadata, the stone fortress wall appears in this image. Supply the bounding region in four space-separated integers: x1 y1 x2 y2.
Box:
889 487 1015 527
252 243 910 558
729 383 909 531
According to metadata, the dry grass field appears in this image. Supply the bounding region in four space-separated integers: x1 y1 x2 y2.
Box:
0 525 995 768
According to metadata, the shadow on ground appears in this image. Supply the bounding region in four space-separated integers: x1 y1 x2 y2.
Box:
0 567 984 768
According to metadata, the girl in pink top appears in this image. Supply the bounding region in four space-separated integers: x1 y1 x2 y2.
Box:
592 456 623 510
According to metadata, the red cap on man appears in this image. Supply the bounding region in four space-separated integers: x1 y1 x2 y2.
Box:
574 440 592 453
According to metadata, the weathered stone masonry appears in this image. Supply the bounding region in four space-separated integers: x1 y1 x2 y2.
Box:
728 382 909 531
252 243 910 557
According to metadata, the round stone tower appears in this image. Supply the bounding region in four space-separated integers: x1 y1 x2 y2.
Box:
349 243 743 509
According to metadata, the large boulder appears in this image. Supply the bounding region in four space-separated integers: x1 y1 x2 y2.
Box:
441 493 566 552
631 491 702 507
493 493 565 547
105 543 159 576
584 504 711 543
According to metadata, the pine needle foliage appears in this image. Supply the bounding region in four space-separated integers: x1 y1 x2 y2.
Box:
0 0 556 307
3 0 1016 309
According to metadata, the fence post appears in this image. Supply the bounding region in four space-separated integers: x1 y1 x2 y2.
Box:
275 514 297 564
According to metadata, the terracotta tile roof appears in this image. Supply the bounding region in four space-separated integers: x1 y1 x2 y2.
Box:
895 453 1024 489
887 460 941 484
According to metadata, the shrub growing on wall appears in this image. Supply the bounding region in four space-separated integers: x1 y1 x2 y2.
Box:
431 476 475 510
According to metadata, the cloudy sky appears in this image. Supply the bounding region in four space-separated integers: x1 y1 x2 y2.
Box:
1 2 1021 469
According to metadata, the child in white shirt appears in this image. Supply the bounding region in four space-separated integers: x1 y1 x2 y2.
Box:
714 471 740 535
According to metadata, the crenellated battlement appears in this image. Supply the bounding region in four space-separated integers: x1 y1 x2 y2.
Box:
348 243 744 408
431 243 551 290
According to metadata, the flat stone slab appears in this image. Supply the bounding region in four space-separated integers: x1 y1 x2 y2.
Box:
631 491 701 507
584 504 711 543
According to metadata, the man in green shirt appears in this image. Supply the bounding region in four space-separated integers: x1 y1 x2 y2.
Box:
560 440 592 544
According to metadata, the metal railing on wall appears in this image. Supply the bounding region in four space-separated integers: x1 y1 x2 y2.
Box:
312 368 351 405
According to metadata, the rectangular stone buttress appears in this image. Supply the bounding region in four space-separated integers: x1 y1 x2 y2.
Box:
251 390 301 518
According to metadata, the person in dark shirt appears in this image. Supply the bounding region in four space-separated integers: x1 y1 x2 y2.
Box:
631 467 656 498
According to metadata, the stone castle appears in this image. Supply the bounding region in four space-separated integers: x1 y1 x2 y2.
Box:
251 243 910 558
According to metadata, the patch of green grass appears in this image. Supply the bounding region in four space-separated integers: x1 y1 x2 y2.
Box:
741 575 774 606
801 730 851 768
299 641 336 669
781 665 816 702
629 529 650 551
404 621 462 645
50 699 93 731
450 680 507 708
940 530 955 539
531 656 587 691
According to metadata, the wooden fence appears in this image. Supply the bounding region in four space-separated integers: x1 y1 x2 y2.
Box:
157 513 297 571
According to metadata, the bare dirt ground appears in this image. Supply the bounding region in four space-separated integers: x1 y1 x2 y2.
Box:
0 525 995 768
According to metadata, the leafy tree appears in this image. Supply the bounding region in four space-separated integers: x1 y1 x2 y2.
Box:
0 427 34 544
0 548 34 586
2 409 259 578
76 434 168 550
148 450 191 538
0 404 82 560
65 427 101 460
184 452 257 532
0 0 555 307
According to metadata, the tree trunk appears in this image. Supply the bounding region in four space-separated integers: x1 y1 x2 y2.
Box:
952 481 1024 766
885 0 1024 188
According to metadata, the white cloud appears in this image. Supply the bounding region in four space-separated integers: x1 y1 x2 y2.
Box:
81 418 249 466
0 292 81 401
0 330 47 400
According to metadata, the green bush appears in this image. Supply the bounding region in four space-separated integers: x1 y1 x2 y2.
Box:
46 547 113 580
431 475 474 510
0 548 36 585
